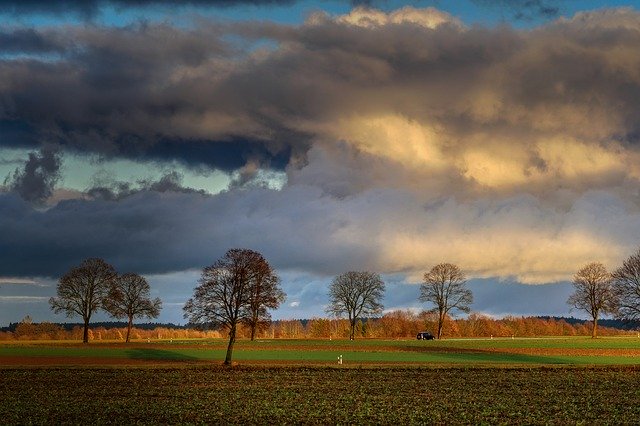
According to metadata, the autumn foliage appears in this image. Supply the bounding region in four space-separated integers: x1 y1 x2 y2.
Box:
0 310 629 341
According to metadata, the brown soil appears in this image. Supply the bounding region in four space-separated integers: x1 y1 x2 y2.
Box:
0 356 210 367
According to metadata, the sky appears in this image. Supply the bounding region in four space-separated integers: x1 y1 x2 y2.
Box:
2 0 640 326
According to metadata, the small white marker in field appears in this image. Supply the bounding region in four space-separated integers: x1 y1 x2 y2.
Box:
338 355 343 365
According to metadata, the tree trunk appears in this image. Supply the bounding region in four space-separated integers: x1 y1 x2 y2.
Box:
349 319 356 340
437 311 445 339
82 318 89 344
591 316 598 339
250 314 257 341
126 316 133 343
224 325 237 365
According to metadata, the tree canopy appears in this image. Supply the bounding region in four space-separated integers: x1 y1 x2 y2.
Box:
420 263 472 339
49 258 117 344
326 271 385 340
103 273 162 343
568 262 617 338
612 248 640 321
184 248 282 364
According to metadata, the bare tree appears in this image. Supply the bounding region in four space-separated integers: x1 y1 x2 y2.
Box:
184 249 280 365
568 262 617 338
245 261 285 341
103 273 162 343
49 258 116 344
326 271 385 340
612 248 640 321
420 263 472 339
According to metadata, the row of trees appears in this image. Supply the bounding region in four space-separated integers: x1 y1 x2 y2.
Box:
3 313 627 341
49 258 162 343
568 248 640 338
270 313 627 339
2 317 221 341
50 247 640 367
325 263 472 341
326 249 640 343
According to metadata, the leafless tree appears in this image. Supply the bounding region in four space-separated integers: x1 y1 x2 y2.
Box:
612 249 640 321
326 271 385 340
103 273 162 343
420 263 472 339
49 258 116 344
183 249 281 365
568 262 617 338
245 261 285 341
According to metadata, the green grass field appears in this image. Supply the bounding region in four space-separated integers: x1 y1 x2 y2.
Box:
2 336 640 366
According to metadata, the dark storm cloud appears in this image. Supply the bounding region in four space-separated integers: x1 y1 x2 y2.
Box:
472 0 562 20
4 146 61 205
0 187 375 278
0 0 295 16
4 9 640 179
0 22 304 172
2 6 640 182
0 28 64 54
0 0 379 17
86 170 207 200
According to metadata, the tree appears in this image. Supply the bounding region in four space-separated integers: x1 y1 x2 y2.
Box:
245 261 285 341
183 249 281 365
612 248 640 321
420 263 472 339
326 271 385 340
49 258 116 344
103 273 162 343
567 262 617 338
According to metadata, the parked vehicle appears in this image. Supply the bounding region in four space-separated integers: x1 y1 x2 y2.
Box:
416 332 435 340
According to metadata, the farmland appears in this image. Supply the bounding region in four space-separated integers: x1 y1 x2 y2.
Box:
2 337 640 424
3 365 640 424
3 336 640 366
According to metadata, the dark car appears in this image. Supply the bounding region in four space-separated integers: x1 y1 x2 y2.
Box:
416 332 435 340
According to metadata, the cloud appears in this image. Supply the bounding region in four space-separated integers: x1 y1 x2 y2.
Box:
3 7 640 182
86 170 207 201
0 296 49 302
0 278 40 285
471 0 562 21
0 0 297 17
4 146 61 205
2 180 640 283
2 7 640 287
331 6 462 29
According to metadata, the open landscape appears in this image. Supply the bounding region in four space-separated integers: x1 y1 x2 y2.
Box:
5 0 640 424
3 337 640 424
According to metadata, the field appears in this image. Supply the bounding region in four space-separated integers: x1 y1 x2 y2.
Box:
2 337 640 424
3 336 640 366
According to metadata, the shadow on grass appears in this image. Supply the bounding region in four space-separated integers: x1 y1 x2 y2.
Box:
125 348 200 361
402 345 569 364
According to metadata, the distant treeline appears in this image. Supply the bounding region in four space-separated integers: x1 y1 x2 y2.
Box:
0 311 635 341
0 321 187 333
536 316 640 330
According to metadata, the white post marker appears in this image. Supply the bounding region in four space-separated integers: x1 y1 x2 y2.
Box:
338 355 343 365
